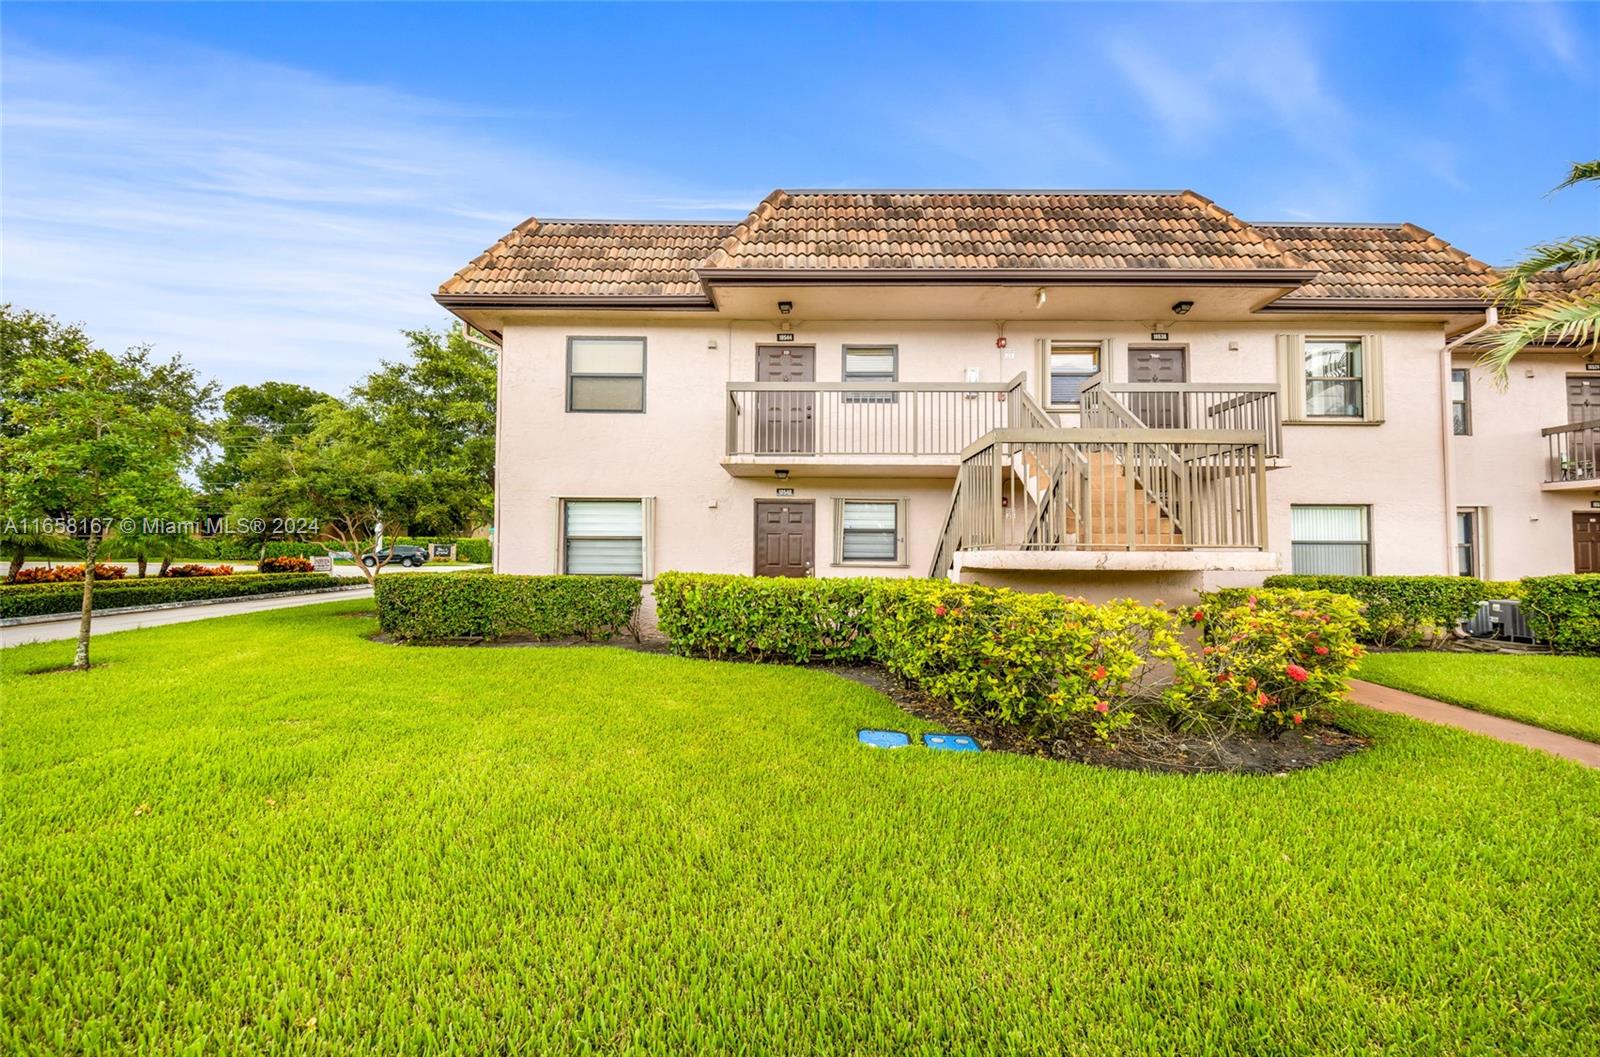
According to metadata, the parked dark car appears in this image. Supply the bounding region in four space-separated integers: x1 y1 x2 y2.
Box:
362 544 429 568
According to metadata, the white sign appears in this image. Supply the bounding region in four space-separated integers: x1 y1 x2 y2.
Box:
311 555 334 573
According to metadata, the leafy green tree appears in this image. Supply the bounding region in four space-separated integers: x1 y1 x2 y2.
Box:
232 401 414 585
2 348 193 668
1471 161 1600 376
1 306 95 580
198 381 330 507
351 327 495 536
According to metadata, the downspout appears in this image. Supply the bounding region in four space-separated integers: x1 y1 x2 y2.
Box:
1441 307 1498 575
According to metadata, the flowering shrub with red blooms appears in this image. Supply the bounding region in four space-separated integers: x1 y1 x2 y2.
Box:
871 580 1190 740
258 556 315 574
162 564 235 578
11 563 127 584
1175 588 1367 734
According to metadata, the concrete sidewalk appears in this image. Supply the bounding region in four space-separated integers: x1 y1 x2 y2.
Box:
1 587 374 647
1347 679 1600 769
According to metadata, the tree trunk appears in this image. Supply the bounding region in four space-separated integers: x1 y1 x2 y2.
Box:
74 534 97 670
6 544 24 584
159 554 172 577
137 553 148 578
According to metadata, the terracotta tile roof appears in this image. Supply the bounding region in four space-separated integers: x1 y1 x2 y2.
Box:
700 190 1310 273
1526 260 1600 299
436 191 1506 307
438 219 734 298
1252 222 1497 304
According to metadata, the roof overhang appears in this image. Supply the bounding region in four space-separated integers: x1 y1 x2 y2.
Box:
696 267 1320 288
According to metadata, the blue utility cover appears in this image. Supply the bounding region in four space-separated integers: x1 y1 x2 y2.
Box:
922 733 982 753
857 728 912 749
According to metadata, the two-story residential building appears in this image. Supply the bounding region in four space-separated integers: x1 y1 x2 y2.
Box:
436 190 1600 600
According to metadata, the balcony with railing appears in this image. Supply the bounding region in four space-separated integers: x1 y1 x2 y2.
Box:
1081 377 1283 459
1544 420 1600 489
722 373 1037 476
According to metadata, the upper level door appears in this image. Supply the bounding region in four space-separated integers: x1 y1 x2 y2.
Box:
756 344 815 454
1568 375 1600 423
1126 345 1188 427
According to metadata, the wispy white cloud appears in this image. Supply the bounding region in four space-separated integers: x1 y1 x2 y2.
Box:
0 32 726 392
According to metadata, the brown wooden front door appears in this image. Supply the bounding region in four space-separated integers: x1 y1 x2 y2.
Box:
754 501 814 577
755 345 815 454
1568 375 1600 423
1576 511 1600 574
1126 345 1187 427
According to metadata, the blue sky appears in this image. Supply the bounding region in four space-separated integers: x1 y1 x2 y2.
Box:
3 2 1597 393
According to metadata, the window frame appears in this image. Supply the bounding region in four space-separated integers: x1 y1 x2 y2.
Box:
1289 503 1372 576
1302 336 1366 420
841 344 899 404
1278 334 1385 425
1454 507 1482 578
1041 339 1106 411
566 336 647 414
832 496 908 567
558 496 653 578
1450 367 1472 436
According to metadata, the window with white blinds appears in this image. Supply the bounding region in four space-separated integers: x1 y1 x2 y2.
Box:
563 499 644 575
1046 341 1101 408
842 345 897 403
1290 505 1370 575
567 337 645 412
835 498 904 564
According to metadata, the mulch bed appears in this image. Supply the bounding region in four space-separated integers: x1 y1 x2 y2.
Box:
372 632 1368 775
823 664 1369 776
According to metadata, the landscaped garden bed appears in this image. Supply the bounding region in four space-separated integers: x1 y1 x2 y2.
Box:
0 571 349 619
2 598 1596 1054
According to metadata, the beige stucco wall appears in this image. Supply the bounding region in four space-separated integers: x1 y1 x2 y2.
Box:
493 313 1486 582
1450 351 1600 579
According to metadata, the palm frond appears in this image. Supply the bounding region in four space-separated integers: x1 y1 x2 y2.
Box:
1553 160 1600 192
1495 235 1600 303
1467 293 1600 380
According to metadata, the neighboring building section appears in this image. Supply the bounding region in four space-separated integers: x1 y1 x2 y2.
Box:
438 190 1598 597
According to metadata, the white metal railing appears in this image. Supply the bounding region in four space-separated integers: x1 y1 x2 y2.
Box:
725 373 1043 458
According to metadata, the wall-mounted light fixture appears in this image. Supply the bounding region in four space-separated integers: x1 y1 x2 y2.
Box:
1035 288 1048 308
775 468 790 480
1171 300 1194 315
778 301 793 314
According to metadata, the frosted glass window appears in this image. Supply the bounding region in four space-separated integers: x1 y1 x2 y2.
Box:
568 338 645 412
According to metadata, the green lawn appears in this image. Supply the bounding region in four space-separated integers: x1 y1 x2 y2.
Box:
4 601 1598 1055
1359 652 1600 743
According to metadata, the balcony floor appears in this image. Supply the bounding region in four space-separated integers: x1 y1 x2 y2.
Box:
721 454 960 479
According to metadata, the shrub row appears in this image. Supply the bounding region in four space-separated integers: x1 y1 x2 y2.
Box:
374 574 640 642
0 573 346 619
1262 575 1493 647
1520 575 1600 655
163 563 235 578
393 537 492 564
652 573 879 663
652 573 1367 737
10 563 128 584
258 556 314 574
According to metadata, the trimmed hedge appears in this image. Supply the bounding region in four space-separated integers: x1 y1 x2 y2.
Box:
652 572 879 662
1520 575 1600 655
374 574 639 642
1262 575 1493 647
653 573 1368 738
0 573 345 619
394 537 492 564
